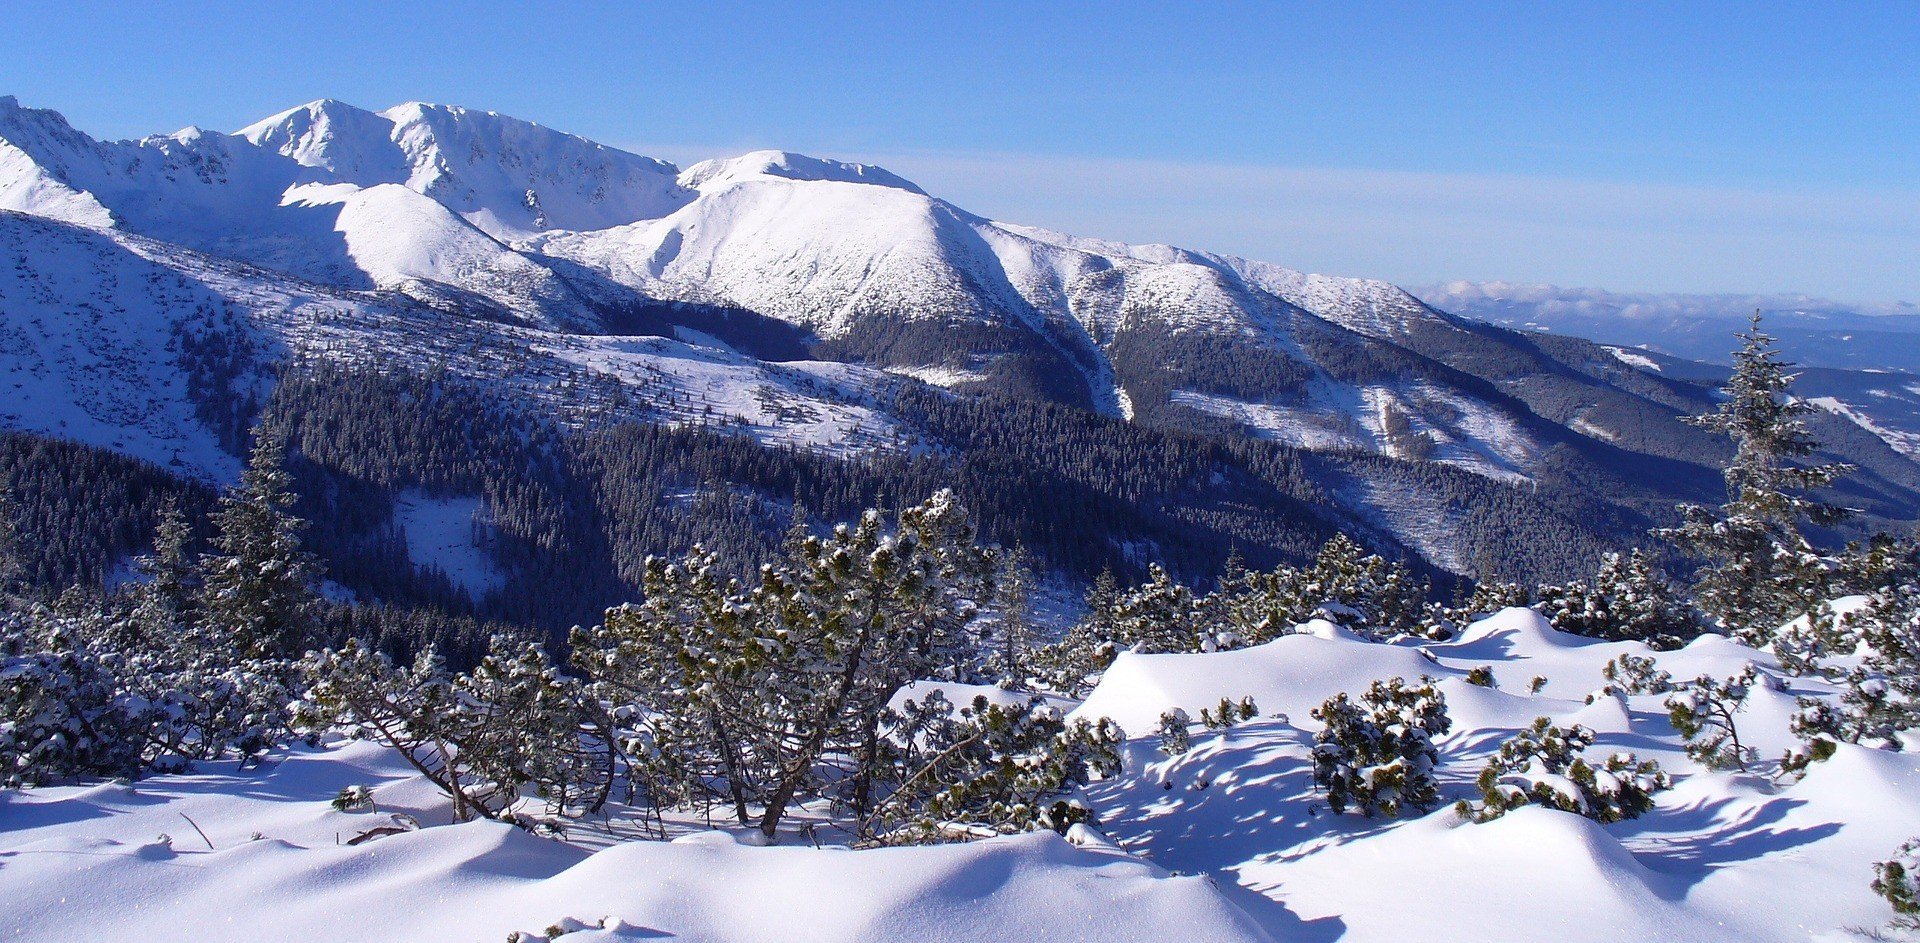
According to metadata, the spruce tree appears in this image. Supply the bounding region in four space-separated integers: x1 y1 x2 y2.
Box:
0 488 22 595
1664 315 1851 644
199 425 321 658
130 500 197 641
989 544 1036 686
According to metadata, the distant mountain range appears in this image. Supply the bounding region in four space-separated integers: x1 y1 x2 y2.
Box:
2 94 1916 622
1414 281 1920 372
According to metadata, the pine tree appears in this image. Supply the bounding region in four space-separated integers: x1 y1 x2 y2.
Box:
453 637 611 817
865 694 1123 844
0 488 23 596
1537 549 1699 648
1298 534 1425 638
574 491 998 842
1310 676 1452 817
0 604 150 785
1837 532 1920 596
1873 839 1920 930
1156 708 1193 756
989 544 1036 687
1791 583 1920 752
199 425 321 658
1110 564 1210 652
129 500 197 641
1663 315 1852 644
1666 667 1763 770
1459 717 1668 823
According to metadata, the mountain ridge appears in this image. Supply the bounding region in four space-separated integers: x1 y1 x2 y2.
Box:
2 93 1916 604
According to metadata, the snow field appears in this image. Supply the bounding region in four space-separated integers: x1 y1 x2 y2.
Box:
1075 608 1918 942
4 608 1914 941
0 740 1271 943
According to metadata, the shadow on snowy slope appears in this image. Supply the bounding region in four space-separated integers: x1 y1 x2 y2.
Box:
1614 792 1837 891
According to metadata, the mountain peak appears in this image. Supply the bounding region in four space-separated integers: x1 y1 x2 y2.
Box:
679 149 925 194
238 98 409 180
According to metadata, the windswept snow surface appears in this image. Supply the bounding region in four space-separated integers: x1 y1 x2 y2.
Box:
1071 608 1918 942
0 741 1270 943
7 607 1917 942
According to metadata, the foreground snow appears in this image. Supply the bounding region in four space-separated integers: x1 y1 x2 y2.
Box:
5 608 1916 942
0 739 1266 943
1078 610 1919 942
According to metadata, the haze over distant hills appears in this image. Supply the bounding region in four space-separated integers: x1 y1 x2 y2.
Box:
1415 281 1920 373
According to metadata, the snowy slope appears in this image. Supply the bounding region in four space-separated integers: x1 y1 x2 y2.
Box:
0 97 649 325
1071 607 1920 942
0 741 1272 943
0 210 910 482
0 94 1727 482
241 99 692 241
5 93 1916 548
5 607 1913 942
542 171 1035 337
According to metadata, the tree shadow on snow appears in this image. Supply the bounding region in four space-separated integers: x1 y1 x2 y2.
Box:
1215 872 1348 943
1616 793 1839 890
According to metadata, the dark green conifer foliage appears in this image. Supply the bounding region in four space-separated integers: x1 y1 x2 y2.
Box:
1664 315 1852 643
200 425 321 658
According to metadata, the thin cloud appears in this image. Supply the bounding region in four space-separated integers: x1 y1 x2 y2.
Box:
621 142 1920 302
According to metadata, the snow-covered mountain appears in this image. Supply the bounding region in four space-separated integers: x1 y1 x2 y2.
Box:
0 94 1545 480
0 209 908 483
3 94 1918 574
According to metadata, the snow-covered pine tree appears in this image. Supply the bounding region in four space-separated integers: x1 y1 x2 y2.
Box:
1791 583 1920 752
1084 567 1122 639
576 491 999 842
1195 549 1298 647
127 499 197 643
452 637 612 817
1662 314 1852 646
1537 549 1700 648
1874 839 1920 930
1109 563 1214 652
0 489 22 595
300 637 598 823
571 546 757 824
1666 667 1762 770
1461 717 1669 823
1587 653 1673 705
766 495 985 836
1 496 301 783
296 641 488 819
865 694 1123 844
1028 568 1125 696
0 602 149 786
199 424 321 658
1836 532 1920 596
1028 622 1119 698
1201 695 1258 729
1310 676 1452 817
1156 708 1193 756
1297 534 1424 638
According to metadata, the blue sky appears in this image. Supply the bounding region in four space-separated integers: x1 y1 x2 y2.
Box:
5 2 1917 299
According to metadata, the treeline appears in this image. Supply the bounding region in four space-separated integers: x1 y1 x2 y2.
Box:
2 350 1677 641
